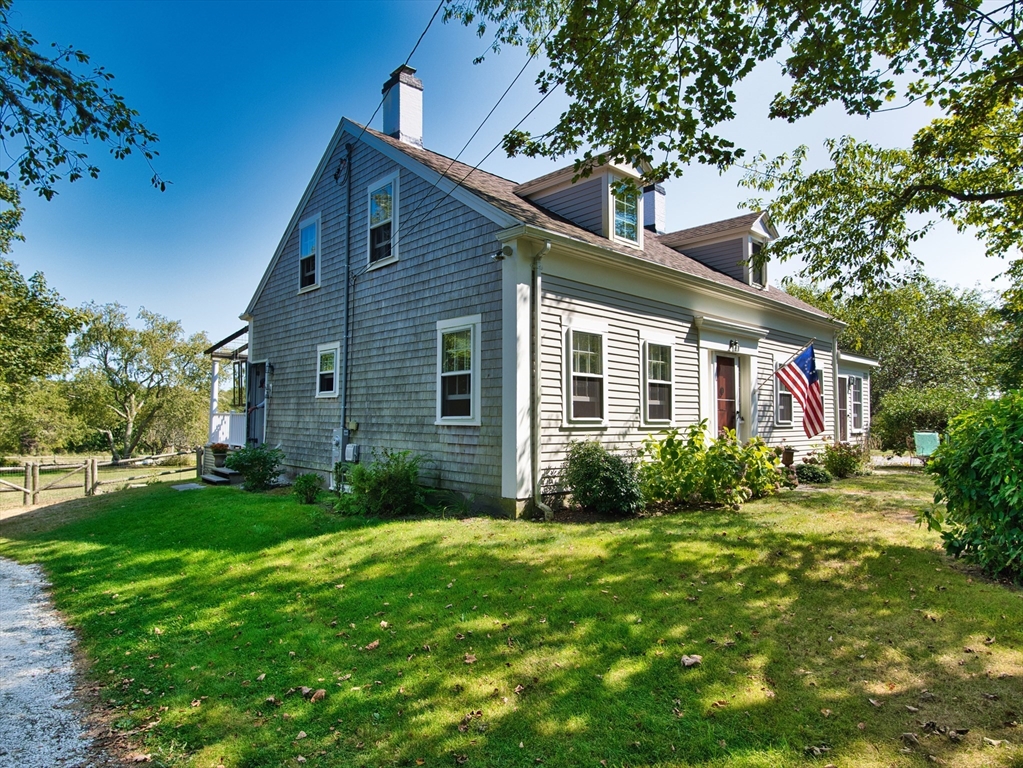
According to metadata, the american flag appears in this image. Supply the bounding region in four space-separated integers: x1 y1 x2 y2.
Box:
775 344 825 438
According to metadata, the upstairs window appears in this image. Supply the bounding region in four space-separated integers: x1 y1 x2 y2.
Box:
368 173 398 265
569 329 605 421
644 342 672 422
751 241 765 286
613 186 638 243
316 342 339 398
436 315 481 425
299 216 319 290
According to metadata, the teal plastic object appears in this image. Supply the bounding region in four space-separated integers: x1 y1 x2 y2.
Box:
914 431 941 457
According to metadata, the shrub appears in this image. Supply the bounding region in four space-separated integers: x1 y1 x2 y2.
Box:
343 449 424 518
873 385 979 451
638 421 784 508
564 440 643 516
822 441 867 478
925 392 1023 582
224 444 284 491
796 463 833 484
292 473 321 504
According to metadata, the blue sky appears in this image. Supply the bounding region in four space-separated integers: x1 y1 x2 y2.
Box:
8 0 1006 342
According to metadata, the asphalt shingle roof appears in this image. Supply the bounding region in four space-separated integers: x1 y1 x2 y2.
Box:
362 124 831 321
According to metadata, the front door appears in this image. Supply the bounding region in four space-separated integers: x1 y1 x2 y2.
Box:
716 355 738 436
247 362 266 445
837 376 849 442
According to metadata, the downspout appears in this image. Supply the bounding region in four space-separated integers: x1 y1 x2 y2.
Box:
531 240 553 521
340 142 354 452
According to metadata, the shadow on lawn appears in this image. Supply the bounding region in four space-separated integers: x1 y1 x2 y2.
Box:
2 484 1021 767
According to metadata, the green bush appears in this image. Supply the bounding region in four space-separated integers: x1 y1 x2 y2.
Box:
564 440 643 516
822 441 867 478
873 385 979 451
292 473 321 504
925 392 1023 582
224 444 284 491
796 463 833 484
638 421 784 508
342 449 424 518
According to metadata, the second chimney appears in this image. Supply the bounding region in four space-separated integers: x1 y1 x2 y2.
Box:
643 184 666 235
382 65 423 147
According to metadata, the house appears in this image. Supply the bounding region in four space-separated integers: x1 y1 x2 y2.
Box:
209 65 875 514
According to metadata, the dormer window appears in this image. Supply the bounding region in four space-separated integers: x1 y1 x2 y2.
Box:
751 240 766 287
613 186 639 243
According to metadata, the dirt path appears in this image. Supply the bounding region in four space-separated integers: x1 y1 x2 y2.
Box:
0 556 124 767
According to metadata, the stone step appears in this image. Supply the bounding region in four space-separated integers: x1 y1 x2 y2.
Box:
200 473 230 486
212 466 240 479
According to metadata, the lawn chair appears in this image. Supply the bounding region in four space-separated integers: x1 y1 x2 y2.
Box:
913 431 940 466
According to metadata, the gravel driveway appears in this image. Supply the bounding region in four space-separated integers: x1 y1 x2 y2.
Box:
0 556 119 767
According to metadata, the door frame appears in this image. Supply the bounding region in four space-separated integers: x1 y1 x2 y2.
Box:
714 353 740 437
247 360 268 446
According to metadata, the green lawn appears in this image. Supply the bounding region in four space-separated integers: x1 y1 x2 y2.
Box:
1 469 1020 768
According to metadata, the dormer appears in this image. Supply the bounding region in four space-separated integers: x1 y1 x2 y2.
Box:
515 161 646 249
660 211 777 288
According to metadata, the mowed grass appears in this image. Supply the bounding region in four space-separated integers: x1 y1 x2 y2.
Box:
1 469 1021 768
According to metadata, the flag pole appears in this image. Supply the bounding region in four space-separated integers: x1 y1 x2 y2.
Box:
774 338 816 372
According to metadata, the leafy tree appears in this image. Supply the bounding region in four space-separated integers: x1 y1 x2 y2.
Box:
0 256 82 412
448 0 1023 290
785 276 1001 411
72 303 209 461
0 0 162 201
0 378 86 455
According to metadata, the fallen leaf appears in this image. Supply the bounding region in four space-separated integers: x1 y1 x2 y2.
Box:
464 653 477 664
365 639 380 651
906 705 920 713
310 689 326 702
869 698 884 707
680 655 702 667
857 722 866 731
191 699 201 707
128 754 152 763
380 620 389 629
296 731 307 739
256 673 266 682
901 733 920 746
983 737 1007 747
821 709 832 717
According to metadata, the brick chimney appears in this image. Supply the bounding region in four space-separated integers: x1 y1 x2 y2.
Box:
381 65 423 147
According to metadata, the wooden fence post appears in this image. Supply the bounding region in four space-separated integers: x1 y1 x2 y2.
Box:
196 446 203 479
84 461 90 496
23 463 30 506
31 462 39 505
91 459 98 496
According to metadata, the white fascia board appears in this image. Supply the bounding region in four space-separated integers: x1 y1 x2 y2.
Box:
838 352 880 368
498 224 844 331
694 314 769 340
244 117 522 317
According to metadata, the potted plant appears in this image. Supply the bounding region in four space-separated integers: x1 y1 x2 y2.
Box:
210 442 229 468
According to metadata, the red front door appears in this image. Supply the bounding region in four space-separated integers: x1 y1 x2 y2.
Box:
716 355 737 436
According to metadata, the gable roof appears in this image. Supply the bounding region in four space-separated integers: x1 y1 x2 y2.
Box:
243 117 832 323
660 212 769 248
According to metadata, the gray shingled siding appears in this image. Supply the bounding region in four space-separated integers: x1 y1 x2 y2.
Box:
249 131 504 500
532 178 604 235
683 238 746 283
755 332 835 460
538 274 701 468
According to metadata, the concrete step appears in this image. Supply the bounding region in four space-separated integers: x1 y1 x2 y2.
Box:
200 473 230 486
211 466 244 484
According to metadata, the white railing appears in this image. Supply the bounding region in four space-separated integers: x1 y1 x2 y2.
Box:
209 412 247 447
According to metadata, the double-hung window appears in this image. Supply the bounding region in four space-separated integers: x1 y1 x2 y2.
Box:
751 240 765 287
643 338 673 423
775 362 793 425
299 215 320 290
568 326 606 422
316 342 339 398
850 376 864 432
436 315 481 425
368 172 398 265
613 185 638 244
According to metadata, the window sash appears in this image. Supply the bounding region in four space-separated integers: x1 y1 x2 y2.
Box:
614 189 638 242
369 181 393 263
316 346 338 397
776 365 793 424
645 343 672 422
437 319 479 423
570 330 604 420
851 376 863 430
299 220 318 288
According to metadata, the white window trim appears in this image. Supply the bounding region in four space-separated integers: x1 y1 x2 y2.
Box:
609 175 643 249
774 359 793 427
435 314 481 426
564 317 609 427
298 213 321 293
749 238 767 289
316 342 340 398
641 332 675 426
367 171 400 270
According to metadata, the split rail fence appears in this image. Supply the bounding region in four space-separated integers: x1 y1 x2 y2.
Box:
0 450 201 508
